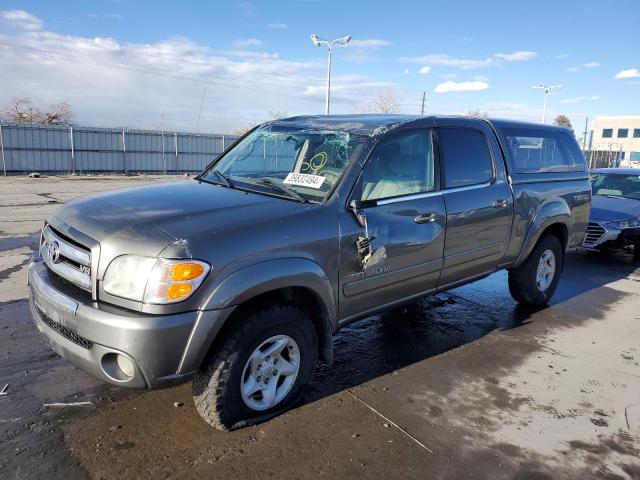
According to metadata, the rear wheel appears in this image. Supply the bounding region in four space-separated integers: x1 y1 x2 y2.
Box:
192 304 318 430
508 234 564 306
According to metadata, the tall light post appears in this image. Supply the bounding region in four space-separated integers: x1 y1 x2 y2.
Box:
533 84 562 124
310 33 351 115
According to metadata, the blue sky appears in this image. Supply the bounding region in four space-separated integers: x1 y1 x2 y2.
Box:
0 0 638 134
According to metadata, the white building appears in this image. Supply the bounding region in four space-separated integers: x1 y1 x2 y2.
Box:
589 116 640 166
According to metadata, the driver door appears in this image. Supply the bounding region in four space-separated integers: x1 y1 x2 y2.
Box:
338 128 446 323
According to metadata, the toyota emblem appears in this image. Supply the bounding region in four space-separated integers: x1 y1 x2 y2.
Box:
47 241 61 264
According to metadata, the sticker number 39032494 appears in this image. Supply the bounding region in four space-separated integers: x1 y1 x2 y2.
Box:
283 172 326 189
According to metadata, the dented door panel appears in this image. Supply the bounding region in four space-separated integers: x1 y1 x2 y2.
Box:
338 195 446 322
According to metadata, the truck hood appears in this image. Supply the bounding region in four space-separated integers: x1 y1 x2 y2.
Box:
590 194 640 221
53 179 302 255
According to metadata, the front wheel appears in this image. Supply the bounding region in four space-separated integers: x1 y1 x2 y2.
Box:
192 304 318 430
508 234 564 306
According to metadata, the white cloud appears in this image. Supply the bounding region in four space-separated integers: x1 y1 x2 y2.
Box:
302 74 394 102
560 95 599 104
267 23 287 29
0 11 398 131
344 38 391 63
348 39 392 48
1 9 42 30
434 80 489 93
494 51 537 62
614 68 640 79
88 12 124 20
403 68 410 75
401 53 494 70
555 54 569 59
231 38 262 48
419 66 431 75
582 61 600 68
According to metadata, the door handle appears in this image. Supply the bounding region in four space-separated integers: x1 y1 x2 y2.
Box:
414 212 438 224
492 199 510 208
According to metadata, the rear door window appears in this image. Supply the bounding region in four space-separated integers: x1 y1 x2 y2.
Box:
438 128 494 189
503 128 582 173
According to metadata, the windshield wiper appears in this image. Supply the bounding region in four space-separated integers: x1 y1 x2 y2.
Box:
209 169 233 188
256 177 308 203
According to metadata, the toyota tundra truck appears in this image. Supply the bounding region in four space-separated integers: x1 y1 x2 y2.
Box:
28 115 590 430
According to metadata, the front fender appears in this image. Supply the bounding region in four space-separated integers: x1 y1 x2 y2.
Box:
176 258 336 374
513 199 571 268
204 258 336 324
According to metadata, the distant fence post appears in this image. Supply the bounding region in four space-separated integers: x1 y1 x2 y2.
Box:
69 126 75 174
161 127 166 175
0 122 6 176
222 135 225 151
122 129 127 174
174 132 178 174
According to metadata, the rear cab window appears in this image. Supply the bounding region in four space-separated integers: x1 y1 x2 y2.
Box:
501 127 585 174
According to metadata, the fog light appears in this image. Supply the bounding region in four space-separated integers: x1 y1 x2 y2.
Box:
116 354 135 378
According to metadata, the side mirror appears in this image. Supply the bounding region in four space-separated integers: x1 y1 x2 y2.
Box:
348 199 367 227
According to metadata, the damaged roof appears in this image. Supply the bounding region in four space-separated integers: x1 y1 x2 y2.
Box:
267 114 423 137
267 114 561 137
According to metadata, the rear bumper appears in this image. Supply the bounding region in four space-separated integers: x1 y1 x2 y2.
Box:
28 257 231 389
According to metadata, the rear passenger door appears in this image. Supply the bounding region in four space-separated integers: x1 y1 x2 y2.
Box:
436 121 514 288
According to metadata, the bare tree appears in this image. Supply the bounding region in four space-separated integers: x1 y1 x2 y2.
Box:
553 114 574 134
467 108 488 118
269 111 289 120
42 102 73 125
232 125 256 136
1 97 39 123
0 97 73 125
355 88 401 114
372 88 401 114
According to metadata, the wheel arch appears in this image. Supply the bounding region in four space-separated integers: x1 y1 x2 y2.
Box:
179 258 336 374
513 199 571 268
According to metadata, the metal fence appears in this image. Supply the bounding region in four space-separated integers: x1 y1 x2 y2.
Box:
0 123 238 175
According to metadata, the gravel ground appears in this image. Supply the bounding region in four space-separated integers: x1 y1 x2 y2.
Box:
1 175 639 480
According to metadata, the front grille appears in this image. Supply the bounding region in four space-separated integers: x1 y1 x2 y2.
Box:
40 226 92 291
36 305 94 350
582 222 606 247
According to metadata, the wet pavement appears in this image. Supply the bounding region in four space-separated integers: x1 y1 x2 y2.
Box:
1 176 639 479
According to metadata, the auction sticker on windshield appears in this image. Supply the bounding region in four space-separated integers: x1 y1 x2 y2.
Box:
283 173 326 189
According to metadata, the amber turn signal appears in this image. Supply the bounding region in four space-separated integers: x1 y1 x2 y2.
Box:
171 263 205 282
167 282 193 299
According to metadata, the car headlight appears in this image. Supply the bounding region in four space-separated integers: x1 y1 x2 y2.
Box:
103 255 210 304
607 218 640 229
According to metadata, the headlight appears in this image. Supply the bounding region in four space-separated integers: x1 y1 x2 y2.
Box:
103 255 210 304
607 218 640 229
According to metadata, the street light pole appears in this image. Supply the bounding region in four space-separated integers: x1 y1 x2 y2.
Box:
533 84 562 124
310 34 351 115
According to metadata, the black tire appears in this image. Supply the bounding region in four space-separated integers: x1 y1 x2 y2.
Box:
192 304 318 431
508 234 564 306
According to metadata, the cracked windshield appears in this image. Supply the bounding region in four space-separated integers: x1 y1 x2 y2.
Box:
200 126 363 202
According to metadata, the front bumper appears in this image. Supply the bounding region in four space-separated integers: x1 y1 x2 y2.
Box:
581 221 640 250
28 258 229 389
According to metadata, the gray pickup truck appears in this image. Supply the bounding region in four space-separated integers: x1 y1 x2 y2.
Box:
28 115 590 429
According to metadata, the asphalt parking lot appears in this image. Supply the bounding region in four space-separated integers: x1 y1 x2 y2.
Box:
1 175 639 480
